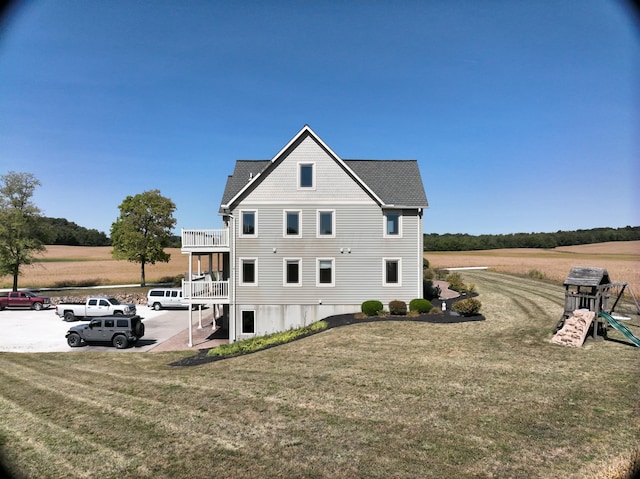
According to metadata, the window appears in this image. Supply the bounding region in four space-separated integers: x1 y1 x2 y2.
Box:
317 210 335 237
117 319 128 327
384 211 402 237
317 258 335 286
99 300 109 307
241 210 257 237
104 319 114 328
240 259 257 285
284 210 301 237
383 259 402 286
298 162 315 189
241 310 255 334
284 259 301 286
88 299 98 306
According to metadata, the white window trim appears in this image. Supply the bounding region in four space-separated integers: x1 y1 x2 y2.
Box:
283 258 302 287
240 309 256 334
316 257 335 287
383 211 403 238
383 258 402 287
239 210 258 238
316 209 336 238
283 210 302 238
297 162 316 190
239 258 258 286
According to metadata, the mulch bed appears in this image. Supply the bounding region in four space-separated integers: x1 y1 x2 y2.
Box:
170 295 484 368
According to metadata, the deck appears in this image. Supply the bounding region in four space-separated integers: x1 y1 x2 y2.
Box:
181 229 229 252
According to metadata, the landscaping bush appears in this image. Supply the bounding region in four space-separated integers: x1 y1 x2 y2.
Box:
409 298 432 313
389 300 407 315
361 300 383 316
452 298 482 316
446 272 466 292
423 280 441 300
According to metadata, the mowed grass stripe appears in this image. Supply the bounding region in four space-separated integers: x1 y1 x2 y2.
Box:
0 359 247 453
0 389 145 479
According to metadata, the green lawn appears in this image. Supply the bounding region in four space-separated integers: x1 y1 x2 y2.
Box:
1 271 639 478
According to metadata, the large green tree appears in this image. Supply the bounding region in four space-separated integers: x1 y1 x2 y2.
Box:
0 171 47 291
110 190 177 286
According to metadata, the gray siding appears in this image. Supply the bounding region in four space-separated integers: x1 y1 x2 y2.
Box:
233 203 422 307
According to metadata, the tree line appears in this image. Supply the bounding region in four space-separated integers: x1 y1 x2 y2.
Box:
1 171 176 289
424 226 640 251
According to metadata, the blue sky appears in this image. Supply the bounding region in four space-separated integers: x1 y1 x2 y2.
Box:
0 0 638 236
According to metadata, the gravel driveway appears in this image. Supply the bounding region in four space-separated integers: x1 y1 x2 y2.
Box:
0 306 189 353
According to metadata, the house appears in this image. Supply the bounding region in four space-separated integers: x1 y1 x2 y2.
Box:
181 125 429 344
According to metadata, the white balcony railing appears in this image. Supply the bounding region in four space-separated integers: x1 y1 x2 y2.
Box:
181 229 229 249
183 280 229 301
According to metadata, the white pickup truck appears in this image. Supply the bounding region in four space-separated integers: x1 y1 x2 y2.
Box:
55 296 137 322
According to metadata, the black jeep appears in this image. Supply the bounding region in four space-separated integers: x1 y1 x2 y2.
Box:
65 315 145 349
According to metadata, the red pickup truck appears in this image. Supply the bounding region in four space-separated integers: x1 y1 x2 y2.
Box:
0 291 52 311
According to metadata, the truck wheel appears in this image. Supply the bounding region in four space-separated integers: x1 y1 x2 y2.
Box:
32 302 43 311
114 311 123 316
67 333 82 348
113 334 128 349
153 302 162 311
64 312 75 322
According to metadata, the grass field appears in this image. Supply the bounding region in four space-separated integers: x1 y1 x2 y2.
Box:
1 268 639 478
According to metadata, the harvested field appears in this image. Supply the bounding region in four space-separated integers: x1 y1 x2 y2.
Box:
426 240 640 298
2 246 186 289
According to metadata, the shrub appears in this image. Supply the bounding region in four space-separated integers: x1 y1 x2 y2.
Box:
208 320 328 357
423 258 430 269
423 280 441 300
389 300 407 315
409 298 432 313
361 300 383 316
423 267 436 281
452 298 482 316
446 272 466 292
527 269 545 280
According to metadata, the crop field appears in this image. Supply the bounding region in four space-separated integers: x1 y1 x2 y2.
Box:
1 246 187 289
1 268 639 478
426 240 640 299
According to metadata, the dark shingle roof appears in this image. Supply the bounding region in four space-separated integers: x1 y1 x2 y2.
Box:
345 159 429 208
219 158 428 213
219 160 270 212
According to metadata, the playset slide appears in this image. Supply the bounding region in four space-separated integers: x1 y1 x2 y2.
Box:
599 312 640 347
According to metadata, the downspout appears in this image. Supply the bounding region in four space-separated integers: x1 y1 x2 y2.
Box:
229 214 236 343
418 208 423 299
188 252 193 347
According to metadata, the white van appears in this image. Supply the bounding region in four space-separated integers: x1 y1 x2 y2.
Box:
147 288 189 310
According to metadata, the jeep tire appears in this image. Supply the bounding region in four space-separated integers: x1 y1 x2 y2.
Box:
113 334 129 349
67 333 82 348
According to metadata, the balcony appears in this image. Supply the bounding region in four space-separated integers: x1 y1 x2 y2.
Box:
183 279 229 303
181 229 229 252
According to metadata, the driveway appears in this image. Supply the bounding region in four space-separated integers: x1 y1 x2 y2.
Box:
0 306 191 353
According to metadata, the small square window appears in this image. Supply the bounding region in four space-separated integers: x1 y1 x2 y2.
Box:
317 210 335 237
383 259 401 286
241 211 257 236
284 259 301 286
240 259 257 285
284 211 301 237
299 163 314 188
384 211 402 237
241 310 255 334
317 258 335 286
